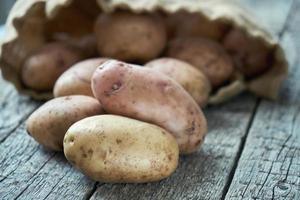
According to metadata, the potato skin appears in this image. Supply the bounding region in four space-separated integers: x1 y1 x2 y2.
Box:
54 58 108 97
52 33 98 58
167 12 229 40
64 115 179 183
145 58 211 107
26 95 103 151
223 29 271 77
94 12 166 62
92 60 207 154
22 43 82 91
167 37 234 88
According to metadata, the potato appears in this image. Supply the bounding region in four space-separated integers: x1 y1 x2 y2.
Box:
94 11 166 62
223 29 271 77
45 3 94 39
167 11 229 40
92 60 207 154
64 115 179 183
52 33 98 58
26 95 103 151
145 58 211 107
54 58 108 97
167 37 234 88
22 43 82 91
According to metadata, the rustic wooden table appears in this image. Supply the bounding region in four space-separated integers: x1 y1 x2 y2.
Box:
0 0 299 199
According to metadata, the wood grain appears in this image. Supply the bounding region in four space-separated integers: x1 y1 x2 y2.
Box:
0 124 95 200
225 1 300 199
0 76 40 142
0 0 296 199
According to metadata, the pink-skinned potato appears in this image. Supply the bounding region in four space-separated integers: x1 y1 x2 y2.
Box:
145 58 211 107
54 58 108 97
92 60 207 154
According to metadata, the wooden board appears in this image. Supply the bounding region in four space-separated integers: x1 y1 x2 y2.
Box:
0 0 297 199
225 0 300 199
0 77 40 142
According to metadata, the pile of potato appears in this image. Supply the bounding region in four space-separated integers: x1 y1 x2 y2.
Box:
24 11 271 183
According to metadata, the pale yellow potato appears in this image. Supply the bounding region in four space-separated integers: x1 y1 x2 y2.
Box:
26 95 103 151
63 115 179 183
22 43 82 91
92 60 207 154
167 37 234 88
223 28 271 77
54 58 108 97
94 11 166 62
145 58 211 107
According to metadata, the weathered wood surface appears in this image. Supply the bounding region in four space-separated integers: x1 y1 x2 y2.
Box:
0 76 40 142
0 0 298 199
225 1 300 199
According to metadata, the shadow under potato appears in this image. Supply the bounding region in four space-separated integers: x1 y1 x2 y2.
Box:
90 148 223 199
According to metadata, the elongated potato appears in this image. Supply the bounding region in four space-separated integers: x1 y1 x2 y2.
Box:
26 95 103 151
22 43 82 91
54 58 108 97
64 115 179 183
92 60 207 154
167 37 234 88
94 11 166 62
145 58 211 107
223 29 271 77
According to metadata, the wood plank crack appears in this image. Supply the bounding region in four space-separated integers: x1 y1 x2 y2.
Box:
221 99 260 200
41 167 73 200
12 153 56 200
0 1 296 199
224 0 300 198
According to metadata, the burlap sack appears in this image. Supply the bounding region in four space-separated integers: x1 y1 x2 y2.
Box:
0 0 288 104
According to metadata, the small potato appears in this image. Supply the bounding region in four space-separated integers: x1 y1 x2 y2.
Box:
92 60 207 154
54 58 108 97
52 33 98 58
167 37 234 88
64 115 179 183
26 95 103 151
167 11 229 40
94 11 166 62
223 29 271 77
22 43 82 91
145 58 211 107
